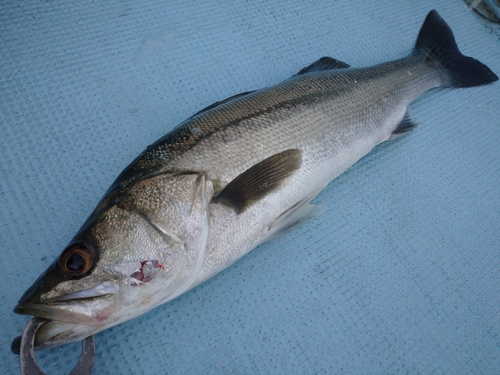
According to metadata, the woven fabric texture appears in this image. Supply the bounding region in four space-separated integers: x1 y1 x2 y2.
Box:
1 1 499 374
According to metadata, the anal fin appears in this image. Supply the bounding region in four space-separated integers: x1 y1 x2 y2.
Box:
213 149 302 214
390 110 418 139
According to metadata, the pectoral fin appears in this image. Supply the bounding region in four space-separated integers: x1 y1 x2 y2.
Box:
213 149 302 213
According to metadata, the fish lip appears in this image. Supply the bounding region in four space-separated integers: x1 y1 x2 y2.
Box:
14 303 56 321
16 280 118 308
13 294 115 322
14 302 76 325
41 281 119 303
14 283 118 327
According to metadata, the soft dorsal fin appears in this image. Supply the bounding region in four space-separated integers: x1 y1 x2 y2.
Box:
390 110 418 139
191 91 256 118
213 149 302 214
295 56 351 76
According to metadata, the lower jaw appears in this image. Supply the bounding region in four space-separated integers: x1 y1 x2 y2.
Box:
14 306 109 349
35 320 81 349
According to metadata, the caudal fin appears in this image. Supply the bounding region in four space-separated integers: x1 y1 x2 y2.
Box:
415 10 498 88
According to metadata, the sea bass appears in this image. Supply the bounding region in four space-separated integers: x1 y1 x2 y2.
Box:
15 10 498 349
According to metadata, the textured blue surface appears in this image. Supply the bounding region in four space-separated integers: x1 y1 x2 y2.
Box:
1 1 499 374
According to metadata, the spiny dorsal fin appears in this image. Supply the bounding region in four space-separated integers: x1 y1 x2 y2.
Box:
213 149 302 213
191 91 256 118
295 57 350 76
390 110 418 139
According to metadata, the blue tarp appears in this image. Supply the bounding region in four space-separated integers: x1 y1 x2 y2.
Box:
1 1 499 374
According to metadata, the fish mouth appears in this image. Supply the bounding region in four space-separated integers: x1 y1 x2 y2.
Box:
14 283 119 349
14 295 115 324
14 282 119 326
17 318 99 350
14 300 110 349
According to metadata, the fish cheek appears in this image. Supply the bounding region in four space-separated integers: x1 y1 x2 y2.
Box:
90 204 188 292
88 173 211 310
119 173 211 289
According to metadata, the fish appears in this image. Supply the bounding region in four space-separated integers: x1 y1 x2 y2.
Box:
14 10 498 349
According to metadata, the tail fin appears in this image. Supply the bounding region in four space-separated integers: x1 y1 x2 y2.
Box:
415 10 498 88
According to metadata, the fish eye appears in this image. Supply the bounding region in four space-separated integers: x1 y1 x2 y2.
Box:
59 242 95 277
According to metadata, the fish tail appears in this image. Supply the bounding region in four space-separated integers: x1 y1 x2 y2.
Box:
415 10 498 88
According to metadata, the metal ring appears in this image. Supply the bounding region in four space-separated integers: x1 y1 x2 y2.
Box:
19 317 95 375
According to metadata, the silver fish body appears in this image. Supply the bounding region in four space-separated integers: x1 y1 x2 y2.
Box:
166 55 441 285
14 11 498 349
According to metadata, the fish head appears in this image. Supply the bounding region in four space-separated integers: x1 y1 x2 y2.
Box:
14 172 212 349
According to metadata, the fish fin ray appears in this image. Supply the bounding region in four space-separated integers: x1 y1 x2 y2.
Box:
415 10 498 87
266 204 322 243
390 110 417 139
264 188 326 244
190 91 256 118
295 57 350 76
213 149 302 214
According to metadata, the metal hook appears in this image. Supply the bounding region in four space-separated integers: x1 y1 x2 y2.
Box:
19 317 95 375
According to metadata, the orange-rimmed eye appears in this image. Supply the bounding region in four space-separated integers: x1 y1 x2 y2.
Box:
59 242 95 276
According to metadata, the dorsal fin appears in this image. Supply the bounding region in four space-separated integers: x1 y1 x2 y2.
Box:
191 57 351 118
213 149 302 214
191 91 256 118
295 57 350 76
